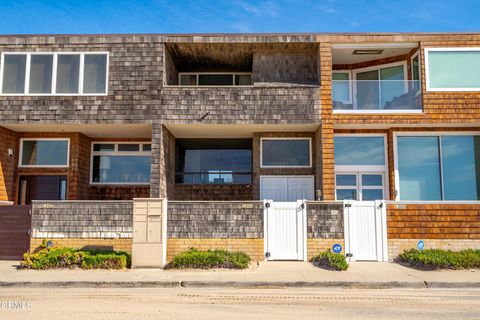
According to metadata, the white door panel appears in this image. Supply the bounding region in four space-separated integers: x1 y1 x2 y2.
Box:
261 176 314 202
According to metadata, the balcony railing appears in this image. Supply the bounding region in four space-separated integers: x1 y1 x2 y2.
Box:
175 171 252 185
332 80 422 111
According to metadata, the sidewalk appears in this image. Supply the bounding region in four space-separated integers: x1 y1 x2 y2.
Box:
1 260 479 289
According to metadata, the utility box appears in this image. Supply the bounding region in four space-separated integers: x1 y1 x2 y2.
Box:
131 198 167 268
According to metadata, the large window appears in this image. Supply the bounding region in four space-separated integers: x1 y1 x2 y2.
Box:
426 48 480 91
175 139 252 184
334 135 387 200
19 139 70 167
178 73 252 86
91 142 151 184
261 138 311 167
396 134 480 200
1 52 108 95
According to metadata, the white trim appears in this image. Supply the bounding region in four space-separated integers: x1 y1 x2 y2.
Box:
333 109 423 114
332 70 352 104
90 141 151 185
260 137 312 168
332 43 419 49
424 47 480 92
393 131 480 201
0 52 109 96
178 72 253 87
18 138 70 168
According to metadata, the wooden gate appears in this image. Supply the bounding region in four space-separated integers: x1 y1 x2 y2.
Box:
0 205 32 260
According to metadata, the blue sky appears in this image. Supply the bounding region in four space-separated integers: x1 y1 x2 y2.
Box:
0 0 479 34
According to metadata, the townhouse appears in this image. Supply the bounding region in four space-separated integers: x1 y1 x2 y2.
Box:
0 33 479 266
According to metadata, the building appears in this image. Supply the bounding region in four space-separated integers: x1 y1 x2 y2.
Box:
0 33 479 265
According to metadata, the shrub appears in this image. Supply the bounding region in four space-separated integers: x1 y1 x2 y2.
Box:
21 246 130 270
168 248 251 269
312 250 349 271
397 248 480 270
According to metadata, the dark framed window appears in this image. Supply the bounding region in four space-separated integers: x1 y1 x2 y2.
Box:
175 139 252 184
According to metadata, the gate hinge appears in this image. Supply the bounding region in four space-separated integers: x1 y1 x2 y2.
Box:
345 253 353 257
265 202 270 208
345 203 352 208
265 251 271 258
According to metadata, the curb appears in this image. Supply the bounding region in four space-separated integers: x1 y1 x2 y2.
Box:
1 280 478 289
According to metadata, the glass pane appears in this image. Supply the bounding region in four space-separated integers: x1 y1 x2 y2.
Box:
93 144 115 152
21 140 69 166
56 54 80 93
262 139 310 167
92 155 151 183
29 55 53 94
142 144 151 151
362 189 383 200
235 74 252 85
398 136 442 200
179 74 196 85
412 55 421 92
198 74 233 86
336 174 357 186
428 51 480 89
336 189 357 200
118 144 140 152
362 174 383 186
2 55 26 93
334 136 385 165
83 54 107 94
442 136 480 200
332 73 350 103
380 65 405 108
356 70 379 109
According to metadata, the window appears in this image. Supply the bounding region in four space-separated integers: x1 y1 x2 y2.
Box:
0 52 108 95
396 134 480 200
178 73 252 86
425 48 480 91
261 138 311 167
91 142 151 184
411 52 421 93
176 139 252 184
334 135 388 200
19 139 69 167
332 71 352 104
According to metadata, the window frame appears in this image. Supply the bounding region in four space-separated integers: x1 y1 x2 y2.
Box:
178 72 253 87
393 131 480 201
0 52 109 96
90 141 152 185
260 137 312 168
332 70 353 104
18 138 70 168
335 172 385 201
424 47 480 92
334 133 389 200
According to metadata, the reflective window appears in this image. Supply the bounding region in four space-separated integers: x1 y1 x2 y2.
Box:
427 50 480 90
178 73 252 86
56 54 80 94
332 72 351 103
198 74 233 86
20 139 69 166
335 173 384 201
176 139 252 184
179 74 196 85
2 55 26 93
334 136 385 165
83 54 107 94
29 55 53 93
262 139 311 167
91 142 151 184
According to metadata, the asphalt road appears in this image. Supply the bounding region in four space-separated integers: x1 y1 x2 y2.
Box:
1 287 479 320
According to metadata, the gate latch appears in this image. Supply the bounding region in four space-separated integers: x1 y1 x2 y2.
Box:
265 202 270 208
345 203 352 208
345 253 353 257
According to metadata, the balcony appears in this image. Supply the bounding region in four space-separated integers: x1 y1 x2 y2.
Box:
332 80 422 112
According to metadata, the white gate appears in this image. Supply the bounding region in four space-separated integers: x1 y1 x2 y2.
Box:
264 200 307 261
344 200 388 262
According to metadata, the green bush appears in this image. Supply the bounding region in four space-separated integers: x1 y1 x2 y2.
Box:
168 248 251 269
397 249 480 270
21 246 130 270
312 250 349 271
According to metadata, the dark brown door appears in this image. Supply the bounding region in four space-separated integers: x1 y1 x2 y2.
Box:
18 176 67 205
0 205 31 260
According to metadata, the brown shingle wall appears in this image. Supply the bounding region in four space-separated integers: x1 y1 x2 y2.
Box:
387 203 480 239
88 186 150 200
174 184 253 201
0 127 17 202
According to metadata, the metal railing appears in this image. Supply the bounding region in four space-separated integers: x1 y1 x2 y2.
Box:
175 171 252 184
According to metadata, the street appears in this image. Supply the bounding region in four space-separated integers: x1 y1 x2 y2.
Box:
1 287 479 320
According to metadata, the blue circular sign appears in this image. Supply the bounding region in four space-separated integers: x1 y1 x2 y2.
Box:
417 240 425 251
332 244 342 253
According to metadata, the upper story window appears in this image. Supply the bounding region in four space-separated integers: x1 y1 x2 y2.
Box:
425 48 480 91
178 73 252 86
0 52 108 95
91 142 151 185
261 138 311 168
19 138 70 167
